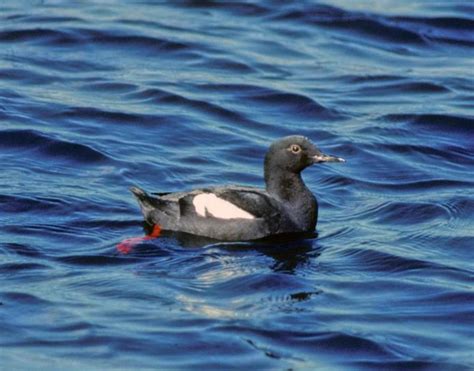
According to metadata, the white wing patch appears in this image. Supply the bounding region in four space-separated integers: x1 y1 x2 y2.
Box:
192 193 255 220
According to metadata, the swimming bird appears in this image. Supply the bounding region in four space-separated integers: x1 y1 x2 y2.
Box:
131 135 345 241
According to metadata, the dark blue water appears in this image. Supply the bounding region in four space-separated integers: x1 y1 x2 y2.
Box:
1 0 473 369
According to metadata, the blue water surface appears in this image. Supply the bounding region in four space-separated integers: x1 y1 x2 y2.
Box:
1 0 473 369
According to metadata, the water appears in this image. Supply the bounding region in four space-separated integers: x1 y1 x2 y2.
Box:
1 0 473 369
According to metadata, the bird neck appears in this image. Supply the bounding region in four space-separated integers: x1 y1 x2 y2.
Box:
265 168 318 231
265 169 310 204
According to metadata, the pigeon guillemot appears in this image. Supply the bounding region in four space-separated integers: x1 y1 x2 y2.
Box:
131 135 345 241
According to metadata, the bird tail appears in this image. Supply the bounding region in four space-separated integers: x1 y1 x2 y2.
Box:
130 186 161 216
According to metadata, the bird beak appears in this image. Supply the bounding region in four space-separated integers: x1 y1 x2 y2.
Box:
312 153 345 163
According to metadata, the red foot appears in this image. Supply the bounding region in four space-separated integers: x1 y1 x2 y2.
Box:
148 224 162 237
117 225 161 254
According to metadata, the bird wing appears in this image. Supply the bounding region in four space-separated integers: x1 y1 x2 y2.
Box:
211 187 281 219
157 186 281 222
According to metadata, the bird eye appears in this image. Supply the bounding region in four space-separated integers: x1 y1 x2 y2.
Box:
290 144 301 153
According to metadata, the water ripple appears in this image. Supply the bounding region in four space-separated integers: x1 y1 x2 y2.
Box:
1 0 473 369
0 129 109 163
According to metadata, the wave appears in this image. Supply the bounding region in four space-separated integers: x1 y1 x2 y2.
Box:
52 106 164 127
0 28 79 44
335 247 470 277
0 129 109 163
350 81 450 95
383 113 474 133
128 87 270 129
55 254 137 266
2 291 51 305
271 3 474 47
1 243 42 258
0 262 50 274
190 57 256 73
0 194 69 213
0 68 59 85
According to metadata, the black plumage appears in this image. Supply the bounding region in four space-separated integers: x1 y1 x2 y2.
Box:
131 135 344 241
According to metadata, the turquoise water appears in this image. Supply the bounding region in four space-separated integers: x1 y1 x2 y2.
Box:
1 1 473 369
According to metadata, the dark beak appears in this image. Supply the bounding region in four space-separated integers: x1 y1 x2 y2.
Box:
312 153 345 163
